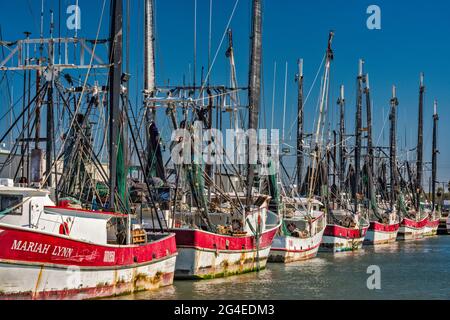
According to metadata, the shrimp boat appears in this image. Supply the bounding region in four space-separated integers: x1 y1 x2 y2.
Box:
269 197 325 263
358 64 400 246
398 76 436 241
0 182 177 300
172 194 281 279
398 213 428 241
141 0 280 279
447 215 450 234
365 209 400 245
268 54 326 263
0 0 178 299
424 100 441 238
321 207 369 252
320 59 370 252
397 199 428 241
424 211 440 237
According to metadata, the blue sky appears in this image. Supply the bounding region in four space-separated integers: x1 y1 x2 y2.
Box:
1 0 449 187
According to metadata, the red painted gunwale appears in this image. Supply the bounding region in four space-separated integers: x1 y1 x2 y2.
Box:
369 221 400 233
174 225 279 252
401 217 428 229
324 224 369 239
0 224 177 268
426 218 440 228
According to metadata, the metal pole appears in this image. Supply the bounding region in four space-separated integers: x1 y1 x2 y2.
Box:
246 0 262 205
338 85 345 195
432 100 438 211
296 59 304 194
416 73 425 210
108 0 123 211
389 85 399 208
354 59 364 213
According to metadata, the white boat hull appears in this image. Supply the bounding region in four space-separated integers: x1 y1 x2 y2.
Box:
268 229 324 263
0 256 176 300
365 222 400 245
397 217 427 241
175 246 271 279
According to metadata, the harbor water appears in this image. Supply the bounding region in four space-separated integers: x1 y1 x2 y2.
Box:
113 236 450 300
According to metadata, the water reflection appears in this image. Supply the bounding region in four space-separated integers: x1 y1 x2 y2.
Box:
111 236 450 300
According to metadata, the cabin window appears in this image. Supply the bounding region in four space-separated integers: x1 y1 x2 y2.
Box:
0 195 23 216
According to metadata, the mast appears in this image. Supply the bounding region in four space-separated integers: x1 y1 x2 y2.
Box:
46 80 54 188
144 0 166 182
46 11 55 188
389 85 399 208
246 0 262 205
432 100 439 211
354 59 364 212
144 0 156 116
108 0 123 211
365 73 373 175
338 85 345 194
307 31 334 211
416 73 425 210
296 59 304 194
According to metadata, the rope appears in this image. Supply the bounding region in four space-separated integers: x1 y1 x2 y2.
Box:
197 0 240 97
286 54 326 140
41 0 107 187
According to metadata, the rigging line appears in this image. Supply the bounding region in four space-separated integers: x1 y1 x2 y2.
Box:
193 0 197 88
282 62 288 142
0 78 37 124
49 0 107 175
270 61 276 131
26 0 40 38
0 102 39 176
0 82 47 146
286 54 326 139
192 88 243 103
197 0 240 99
208 0 213 85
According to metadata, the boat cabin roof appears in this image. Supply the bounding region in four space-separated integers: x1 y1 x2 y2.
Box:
0 186 50 198
45 206 127 220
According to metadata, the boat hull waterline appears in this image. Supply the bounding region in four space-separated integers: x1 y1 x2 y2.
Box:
268 229 324 263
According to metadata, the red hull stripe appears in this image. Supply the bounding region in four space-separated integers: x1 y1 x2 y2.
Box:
401 217 428 229
369 222 400 232
0 224 177 268
173 227 278 252
324 224 369 238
